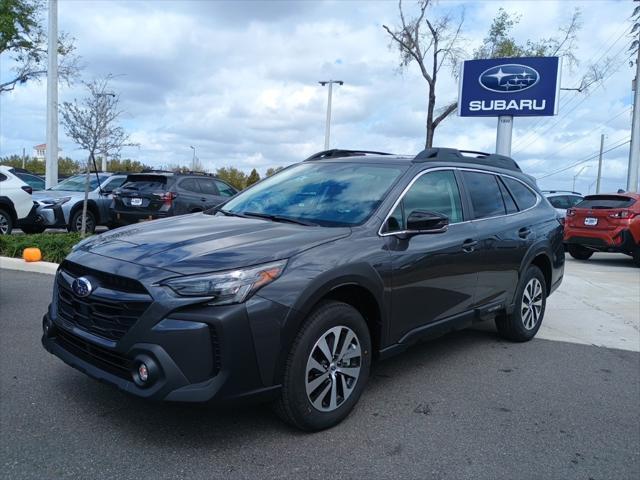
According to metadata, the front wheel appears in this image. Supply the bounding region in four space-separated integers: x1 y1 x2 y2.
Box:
274 301 371 431
568 244 593 260
0 209 13 235
496 265 547 342
69 209 96 234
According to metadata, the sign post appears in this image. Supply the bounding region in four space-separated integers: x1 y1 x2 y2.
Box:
458 57 561 157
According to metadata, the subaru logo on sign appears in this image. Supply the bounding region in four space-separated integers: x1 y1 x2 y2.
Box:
72 277 92 298
478 64 540 93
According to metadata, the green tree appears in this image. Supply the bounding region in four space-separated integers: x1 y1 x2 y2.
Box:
246 168 260 187
215 166 247 190
0 0 79 93
265 166 284 177
106 158 151 173
0 154 79 175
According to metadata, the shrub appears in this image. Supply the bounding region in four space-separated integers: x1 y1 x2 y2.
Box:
0 233 85 264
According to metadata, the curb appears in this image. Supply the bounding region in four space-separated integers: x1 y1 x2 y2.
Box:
0 256 59 275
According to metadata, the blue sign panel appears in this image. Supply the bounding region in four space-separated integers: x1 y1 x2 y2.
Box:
458 57 560 117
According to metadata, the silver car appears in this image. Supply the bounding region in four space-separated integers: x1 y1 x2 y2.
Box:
542 190 584 218
25 173 127 233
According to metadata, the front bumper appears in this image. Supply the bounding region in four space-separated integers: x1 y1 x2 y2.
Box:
34 203 68 227
41 255 291 403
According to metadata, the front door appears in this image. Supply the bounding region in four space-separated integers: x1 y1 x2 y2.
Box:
384 169 479 342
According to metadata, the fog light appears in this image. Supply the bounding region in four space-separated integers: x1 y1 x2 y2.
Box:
138 363 149 383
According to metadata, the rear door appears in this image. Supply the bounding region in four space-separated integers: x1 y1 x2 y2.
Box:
113 175 169 214
196 178 227 208
175 177 204 213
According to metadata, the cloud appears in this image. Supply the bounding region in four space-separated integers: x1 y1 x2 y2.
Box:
0 0 635 193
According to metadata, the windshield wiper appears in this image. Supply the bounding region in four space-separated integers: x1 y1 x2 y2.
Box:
215 208 250 218
242 211 317 226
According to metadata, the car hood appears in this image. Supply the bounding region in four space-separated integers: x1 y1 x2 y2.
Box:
74 213 351 274
32 190 87 202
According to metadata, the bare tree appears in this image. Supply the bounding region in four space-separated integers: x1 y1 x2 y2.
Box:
0 0 80 93
60 76 137 236
383 0 464 148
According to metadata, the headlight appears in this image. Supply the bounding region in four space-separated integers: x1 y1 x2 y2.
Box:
160 260 287 305
40 196 71 207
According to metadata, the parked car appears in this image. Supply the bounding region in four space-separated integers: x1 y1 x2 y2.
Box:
542 190 583 218
0 165 35 234
42 148 564 431
7 168 46 191
28 173 127 234
564 192 640 266
110 171 238 225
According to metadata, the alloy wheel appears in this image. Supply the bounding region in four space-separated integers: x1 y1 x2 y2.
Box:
305 325 362 412
521 278 543 330
76 213 94 232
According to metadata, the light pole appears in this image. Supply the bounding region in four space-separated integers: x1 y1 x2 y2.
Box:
190 146 196 171
96 92 116 171
572 165 589 192
45 0 58 189
319 80 343 150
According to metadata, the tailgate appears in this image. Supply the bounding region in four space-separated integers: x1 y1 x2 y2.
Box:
113 176 169 212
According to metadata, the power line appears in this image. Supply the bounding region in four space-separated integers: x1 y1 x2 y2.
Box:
535 138 631 180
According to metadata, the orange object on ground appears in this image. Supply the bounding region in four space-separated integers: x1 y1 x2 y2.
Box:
23 247 42 262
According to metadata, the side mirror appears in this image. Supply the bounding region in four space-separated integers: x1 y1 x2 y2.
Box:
405 210 449 234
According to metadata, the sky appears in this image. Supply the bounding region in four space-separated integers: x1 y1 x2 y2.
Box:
0 0 637 193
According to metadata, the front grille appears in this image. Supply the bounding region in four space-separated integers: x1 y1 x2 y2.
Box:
61 260 147 294
56 328 132 380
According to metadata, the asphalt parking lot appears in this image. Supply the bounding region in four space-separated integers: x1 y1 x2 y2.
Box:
0 255 638 480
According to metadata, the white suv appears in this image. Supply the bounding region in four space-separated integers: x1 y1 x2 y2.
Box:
0 165 35 234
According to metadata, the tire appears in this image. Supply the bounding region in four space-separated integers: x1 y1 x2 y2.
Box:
495 265 547 342
69 209 96 234
0 209 13 235
633 247 640 268
20 225 46 234
274 301 372 431
567 244 593 260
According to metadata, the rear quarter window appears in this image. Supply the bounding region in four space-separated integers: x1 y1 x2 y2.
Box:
576 195 636 209
502 177 537 210
0 173 6 182
461 171 506 219
121 175 169 192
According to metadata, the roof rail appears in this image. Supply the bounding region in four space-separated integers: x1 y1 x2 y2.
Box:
413 147 522 172
541 190 582 195
139 169 175 174
304 149 394 161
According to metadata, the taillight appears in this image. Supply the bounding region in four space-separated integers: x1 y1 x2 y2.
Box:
608 210 637 219
566 209 576 217
21 185 33 195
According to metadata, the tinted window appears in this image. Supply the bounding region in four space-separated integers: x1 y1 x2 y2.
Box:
49 174 109 192
498 178 518 214
197 178 219 195
214 180 236 197
120 175 168 192
179 178 201 193
576 195 636 209
503 177 537 210
387 170 463 231
222 162 406 227
567 195 583 207
462 171 506 219
0 173 7 182
102 177 125 192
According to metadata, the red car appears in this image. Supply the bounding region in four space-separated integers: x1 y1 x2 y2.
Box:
564 192 640 266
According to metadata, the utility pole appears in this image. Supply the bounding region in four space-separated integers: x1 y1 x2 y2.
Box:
495 116 513 156
596 133 605 194
627 34 640 192
95 92 115 172
573 165 589 192
45 0 58 189
319 80 343 150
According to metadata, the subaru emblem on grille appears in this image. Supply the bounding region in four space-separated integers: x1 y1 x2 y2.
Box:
72 277 92 297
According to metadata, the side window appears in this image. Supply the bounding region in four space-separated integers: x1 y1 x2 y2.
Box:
0 173 7 182
503 177 537 210
179 178 201 193
197 178 219 195
567 195 583 207
461 171 506 219
498 178 518 214
102 177 125 192
214 180 237 197
386 170 463 232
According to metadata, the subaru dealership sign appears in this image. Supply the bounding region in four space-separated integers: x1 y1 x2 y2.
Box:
458 57 560 117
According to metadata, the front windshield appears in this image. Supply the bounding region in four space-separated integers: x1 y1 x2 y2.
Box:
49 174 108 192
221 162 406 227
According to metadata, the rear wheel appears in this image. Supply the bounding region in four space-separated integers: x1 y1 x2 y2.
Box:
496 265 546 342
69 209 96 233
274 301 371 431
0 209 13 235
568 244 593 260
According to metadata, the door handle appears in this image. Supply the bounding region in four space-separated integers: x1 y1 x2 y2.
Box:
200 197 207 202
462 239 478 253
518 227 532 239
